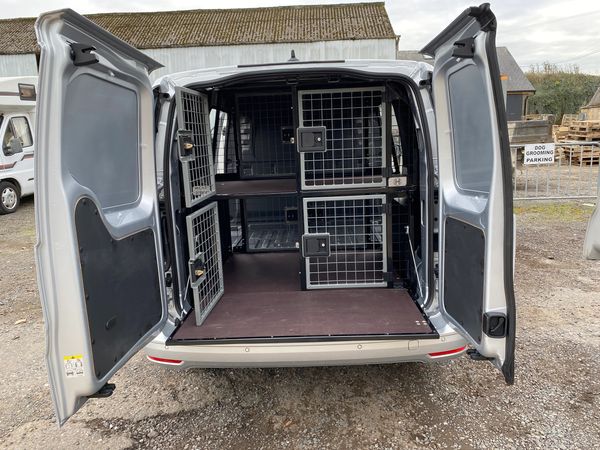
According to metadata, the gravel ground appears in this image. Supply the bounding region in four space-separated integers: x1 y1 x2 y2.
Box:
0 197 599 449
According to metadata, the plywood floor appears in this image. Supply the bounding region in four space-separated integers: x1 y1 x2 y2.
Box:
172 253 434 341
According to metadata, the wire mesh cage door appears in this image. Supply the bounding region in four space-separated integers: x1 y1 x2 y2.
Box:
303 194 388 289
298 87 387 190
186 202 224 326
236 92 296 178
176 87 216 207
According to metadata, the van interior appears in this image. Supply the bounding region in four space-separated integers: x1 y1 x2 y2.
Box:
163 71 437 344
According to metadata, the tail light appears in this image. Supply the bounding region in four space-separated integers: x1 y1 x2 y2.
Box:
428 346 467 358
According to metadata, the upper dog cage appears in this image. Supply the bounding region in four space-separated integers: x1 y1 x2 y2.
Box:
236 92 296 178
298 87 387 190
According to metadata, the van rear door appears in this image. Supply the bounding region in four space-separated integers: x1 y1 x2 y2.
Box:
421 3 516 384
35 9 166 424
584 181 600 259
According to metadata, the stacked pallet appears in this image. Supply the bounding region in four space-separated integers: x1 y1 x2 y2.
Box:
552 124 569 141
567 120 600 141
558 144 600 165
561 114 578 128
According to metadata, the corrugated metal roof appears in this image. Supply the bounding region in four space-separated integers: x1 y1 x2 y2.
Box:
0 3 395 55
396 47 535 93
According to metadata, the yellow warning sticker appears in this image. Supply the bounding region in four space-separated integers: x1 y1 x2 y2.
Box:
64 354 85 378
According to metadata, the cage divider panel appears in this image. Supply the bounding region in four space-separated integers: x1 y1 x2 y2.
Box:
303 194 388 289
186 202 225 326
244 196 299 252
298 87 387 190
235 92 296 178
176 87 216 207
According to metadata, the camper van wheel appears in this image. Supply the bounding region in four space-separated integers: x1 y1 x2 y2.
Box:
0 181 20 214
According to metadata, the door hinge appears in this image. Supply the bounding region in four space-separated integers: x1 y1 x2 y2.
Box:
70 43 99 67
467 349 493 361
88 383 116 399
452 37 475 58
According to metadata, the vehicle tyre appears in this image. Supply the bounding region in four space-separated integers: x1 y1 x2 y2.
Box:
0 181 20 214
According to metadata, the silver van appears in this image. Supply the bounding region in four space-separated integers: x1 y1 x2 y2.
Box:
35 4 517 425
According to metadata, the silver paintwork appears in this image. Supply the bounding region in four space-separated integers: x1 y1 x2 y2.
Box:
35 9 167 425
430 19 510 370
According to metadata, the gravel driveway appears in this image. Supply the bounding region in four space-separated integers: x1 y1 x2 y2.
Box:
0 198 598 449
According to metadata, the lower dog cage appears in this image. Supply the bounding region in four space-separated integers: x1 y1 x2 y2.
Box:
170 80 435 343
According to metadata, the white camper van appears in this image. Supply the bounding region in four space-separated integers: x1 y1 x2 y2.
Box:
0 76 36 214
35 5 520 425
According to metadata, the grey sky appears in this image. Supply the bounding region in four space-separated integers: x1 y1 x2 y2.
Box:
2 0 600 73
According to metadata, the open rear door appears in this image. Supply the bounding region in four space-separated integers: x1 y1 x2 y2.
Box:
583 177 600 259
421 3 516 384
35 10 166 424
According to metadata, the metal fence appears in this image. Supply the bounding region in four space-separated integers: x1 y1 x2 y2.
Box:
511 142 600 200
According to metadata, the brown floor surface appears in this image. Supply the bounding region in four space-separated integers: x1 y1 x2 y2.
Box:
173 253 434 341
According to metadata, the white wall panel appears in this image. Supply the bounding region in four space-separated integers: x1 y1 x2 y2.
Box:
0 39 396 81
0 54 37 77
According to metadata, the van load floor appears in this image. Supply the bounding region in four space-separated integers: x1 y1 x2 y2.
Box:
171 253 437 343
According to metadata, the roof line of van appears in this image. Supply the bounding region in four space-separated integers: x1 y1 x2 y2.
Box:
237 59 345 69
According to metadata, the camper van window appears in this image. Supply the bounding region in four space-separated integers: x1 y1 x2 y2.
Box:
3 116 32 154
11 117 33 148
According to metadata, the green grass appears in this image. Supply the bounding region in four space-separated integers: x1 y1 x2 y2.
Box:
513 202 594 222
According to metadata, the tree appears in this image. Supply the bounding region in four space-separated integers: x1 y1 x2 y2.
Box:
526 63 600 123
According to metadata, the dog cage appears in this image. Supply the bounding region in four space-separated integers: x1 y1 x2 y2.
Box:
298 87 387 190
176 87 216 207
302 194 388 289
236 92 296 178
186 202 225 325
245 196 299 251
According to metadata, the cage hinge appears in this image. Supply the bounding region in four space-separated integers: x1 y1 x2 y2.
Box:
383 272 396 282
384 201 394 215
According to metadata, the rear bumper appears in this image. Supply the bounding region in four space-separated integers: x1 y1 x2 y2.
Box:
144 331 467 369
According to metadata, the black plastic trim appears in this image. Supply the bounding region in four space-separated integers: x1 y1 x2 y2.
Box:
52 9 163 73
166 330 439 346
484 27 516 386
420 3 495 57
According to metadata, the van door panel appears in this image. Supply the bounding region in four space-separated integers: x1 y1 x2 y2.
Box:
422 3 516 384
35 9 165 424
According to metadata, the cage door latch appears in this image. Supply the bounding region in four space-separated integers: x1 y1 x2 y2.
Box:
177 129 195 161
189 253 207 288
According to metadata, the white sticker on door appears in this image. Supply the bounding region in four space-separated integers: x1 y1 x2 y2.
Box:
64 354 85 378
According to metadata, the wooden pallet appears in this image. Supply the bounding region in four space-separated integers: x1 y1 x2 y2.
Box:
566 133 600 141
561 114 578 127
558 145 600 165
